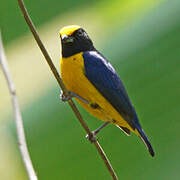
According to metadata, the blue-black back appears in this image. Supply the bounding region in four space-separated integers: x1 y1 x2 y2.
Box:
83 51 141 130
83 50 155 157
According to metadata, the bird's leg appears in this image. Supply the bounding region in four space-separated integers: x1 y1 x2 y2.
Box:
86 122 110 143
60 90 109 142
60 90 89 104
93 121 110 135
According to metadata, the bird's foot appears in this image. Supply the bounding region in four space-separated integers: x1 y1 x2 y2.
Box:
86 122 110 143
60 90 73 102
86 131 97 143
60 90 89 104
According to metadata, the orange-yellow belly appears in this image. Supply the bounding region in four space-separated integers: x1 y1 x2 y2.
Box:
60 52 132 130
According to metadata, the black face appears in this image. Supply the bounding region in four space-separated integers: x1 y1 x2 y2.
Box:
61 28 95 57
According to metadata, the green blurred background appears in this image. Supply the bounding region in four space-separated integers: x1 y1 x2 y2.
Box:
1 0 180 179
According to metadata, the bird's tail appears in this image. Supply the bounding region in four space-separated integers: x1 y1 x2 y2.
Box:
136 126 155 157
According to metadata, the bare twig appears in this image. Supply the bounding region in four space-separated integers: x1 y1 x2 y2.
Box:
0 33 38 180
16 0 119 179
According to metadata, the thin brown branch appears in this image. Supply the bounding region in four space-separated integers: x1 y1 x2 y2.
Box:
16 0 119 179
0 33 38 180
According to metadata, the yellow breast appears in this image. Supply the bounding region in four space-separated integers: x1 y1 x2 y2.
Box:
60 52 132 130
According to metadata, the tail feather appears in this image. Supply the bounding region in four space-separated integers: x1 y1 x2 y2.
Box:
136 127 155 157
116 125 131 136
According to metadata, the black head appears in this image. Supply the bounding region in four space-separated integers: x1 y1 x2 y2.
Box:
60 25 95 57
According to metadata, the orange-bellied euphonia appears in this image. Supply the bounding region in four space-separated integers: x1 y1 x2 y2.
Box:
59 25 154 157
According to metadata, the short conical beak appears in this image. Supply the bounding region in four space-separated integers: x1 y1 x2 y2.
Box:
61 35 74 44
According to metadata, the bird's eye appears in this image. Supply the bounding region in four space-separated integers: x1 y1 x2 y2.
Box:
77 30 84 36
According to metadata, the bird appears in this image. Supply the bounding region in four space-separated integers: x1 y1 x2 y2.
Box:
59 25 155 157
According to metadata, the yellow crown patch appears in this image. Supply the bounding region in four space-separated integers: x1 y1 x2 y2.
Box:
60 25 81 36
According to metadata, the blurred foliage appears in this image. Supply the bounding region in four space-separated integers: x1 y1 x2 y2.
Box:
2 0 180 179
0 0 99 45
96 0 161 25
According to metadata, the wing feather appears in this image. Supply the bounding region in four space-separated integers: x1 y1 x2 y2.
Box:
83 51 140 129
83 51 155 156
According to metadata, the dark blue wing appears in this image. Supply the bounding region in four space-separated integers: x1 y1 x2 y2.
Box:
83 51 141 129
83 51 155 157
